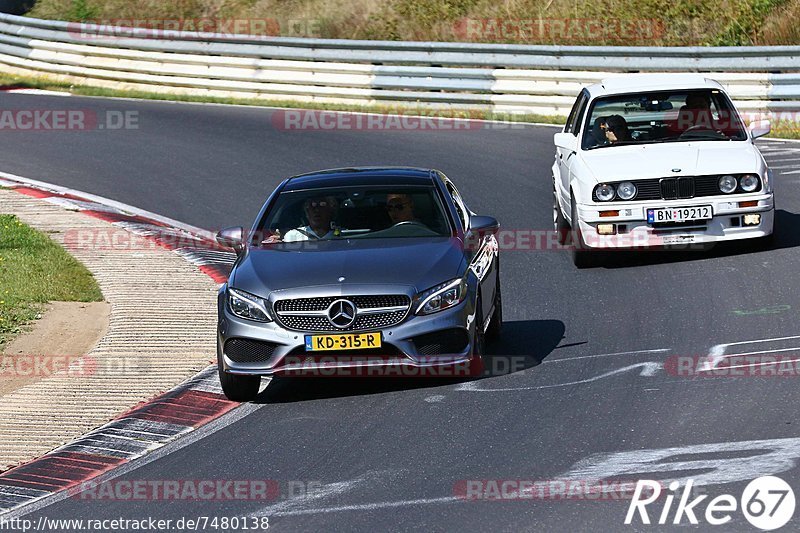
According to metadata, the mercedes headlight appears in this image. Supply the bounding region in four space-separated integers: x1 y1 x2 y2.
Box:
719 175 737 194
616 181 637 200
740 174 759 193
416 278 468 315
228 288 273 322
595 184 615 202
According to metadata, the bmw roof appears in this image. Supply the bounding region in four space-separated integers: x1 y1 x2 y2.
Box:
283 167 437 191
586 74 726 98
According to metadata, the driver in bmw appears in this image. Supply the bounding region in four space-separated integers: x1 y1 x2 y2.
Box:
678 93 713 129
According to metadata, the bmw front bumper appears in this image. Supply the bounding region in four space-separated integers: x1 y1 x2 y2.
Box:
574 192 774 249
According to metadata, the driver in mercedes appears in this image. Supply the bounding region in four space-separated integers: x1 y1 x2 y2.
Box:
285 195 340 241
386 193 419 225
264 195 340 243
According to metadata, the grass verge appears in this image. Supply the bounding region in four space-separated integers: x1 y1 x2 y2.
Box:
0 214 103 347
25 0 800 46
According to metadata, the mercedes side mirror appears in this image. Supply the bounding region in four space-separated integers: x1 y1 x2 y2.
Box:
216 226 244 253
465 215 500 251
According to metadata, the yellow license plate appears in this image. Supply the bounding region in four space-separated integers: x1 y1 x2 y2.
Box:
304 332 382 351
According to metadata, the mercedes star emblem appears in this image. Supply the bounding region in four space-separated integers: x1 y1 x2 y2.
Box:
327 299 357 328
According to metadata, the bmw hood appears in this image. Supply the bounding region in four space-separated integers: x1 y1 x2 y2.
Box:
229 237 467 297
579 141 763 182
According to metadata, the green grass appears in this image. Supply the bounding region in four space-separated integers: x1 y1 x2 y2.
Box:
0 214 103 347
767 120 800 139
26 0 800 46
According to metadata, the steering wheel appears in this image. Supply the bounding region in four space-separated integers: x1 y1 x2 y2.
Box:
390 220 428 229
678 124 725 139
293 227 321 240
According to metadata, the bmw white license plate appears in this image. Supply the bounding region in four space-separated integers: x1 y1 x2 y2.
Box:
647 205 712 224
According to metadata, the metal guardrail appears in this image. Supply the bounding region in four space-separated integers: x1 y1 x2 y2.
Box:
1 13 799 116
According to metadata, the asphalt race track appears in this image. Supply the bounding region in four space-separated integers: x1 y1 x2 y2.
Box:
3 93 800 531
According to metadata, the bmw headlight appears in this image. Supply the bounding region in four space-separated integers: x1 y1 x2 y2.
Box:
616 181 637 200
740 174 760 192
228 288 272 322
594 184 615 202
416 278 468 315
719 175 737 194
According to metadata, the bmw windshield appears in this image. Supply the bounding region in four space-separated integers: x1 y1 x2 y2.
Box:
582 89 748 150
256 185 453 244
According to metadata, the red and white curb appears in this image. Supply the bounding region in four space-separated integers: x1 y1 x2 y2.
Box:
0 172 240 514
0 368 239 512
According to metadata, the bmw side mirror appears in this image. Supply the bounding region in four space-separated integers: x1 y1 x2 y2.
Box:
554 132 578 153
216 226 244 253
749 119 771 139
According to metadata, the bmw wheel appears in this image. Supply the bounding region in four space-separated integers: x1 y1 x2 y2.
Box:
570 195 596 269
553 185 569 245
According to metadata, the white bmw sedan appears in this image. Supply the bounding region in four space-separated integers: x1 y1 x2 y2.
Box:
552 74 774 267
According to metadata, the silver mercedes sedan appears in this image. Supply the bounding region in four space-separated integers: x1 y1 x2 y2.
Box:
214 167 501 401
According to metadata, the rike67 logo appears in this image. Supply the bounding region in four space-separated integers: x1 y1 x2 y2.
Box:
626 476 795 530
